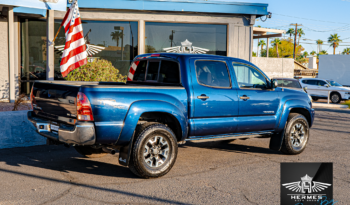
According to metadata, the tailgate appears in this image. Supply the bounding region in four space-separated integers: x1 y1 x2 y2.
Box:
33 82 80 119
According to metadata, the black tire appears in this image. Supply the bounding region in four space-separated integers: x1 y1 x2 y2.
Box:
129 123 178 178
281 113 309 155
311 97 318 101
74 146 108 158
330 92 341 104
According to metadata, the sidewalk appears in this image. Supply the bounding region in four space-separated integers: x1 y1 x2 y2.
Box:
312 102 348 109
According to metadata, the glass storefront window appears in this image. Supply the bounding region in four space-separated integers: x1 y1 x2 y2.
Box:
145 22 227 56
21 19 47 94
54 21 138 79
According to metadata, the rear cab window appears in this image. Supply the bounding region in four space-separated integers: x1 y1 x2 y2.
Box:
128 59 180 84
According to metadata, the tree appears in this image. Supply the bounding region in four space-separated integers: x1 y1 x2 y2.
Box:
258 40 266 57
319 50 328 55
316 39 324 53
310 51 316 56
328 34 342 55
252 51 257 57
271 38 282 58
303 51 309 58
110 31 124 47
297 28 305 46
286 28 295 38
342 48 350 55
261 38 304 58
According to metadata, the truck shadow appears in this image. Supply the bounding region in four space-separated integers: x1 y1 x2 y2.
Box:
0 145 187 204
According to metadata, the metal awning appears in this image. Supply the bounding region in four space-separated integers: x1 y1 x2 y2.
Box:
253 27 286 39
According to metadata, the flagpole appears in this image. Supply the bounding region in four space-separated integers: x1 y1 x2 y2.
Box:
52 0 77 43
52 25 62 43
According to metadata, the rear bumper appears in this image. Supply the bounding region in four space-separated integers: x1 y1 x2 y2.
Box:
27 111 96 145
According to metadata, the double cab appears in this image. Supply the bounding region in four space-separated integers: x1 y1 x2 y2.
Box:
28 53 315 178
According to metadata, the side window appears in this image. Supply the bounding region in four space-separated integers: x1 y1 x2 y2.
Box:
195 61 231 88
317 80 327 86
132 60 147 81
159 60 180 83
308 80 317 85
233 64 269 89
146 61 160 81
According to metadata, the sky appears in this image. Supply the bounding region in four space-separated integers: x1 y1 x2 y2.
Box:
232 0 350 55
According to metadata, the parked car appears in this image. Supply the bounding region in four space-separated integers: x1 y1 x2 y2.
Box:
299 78 350 103
273 78 313 102
27 53 315 178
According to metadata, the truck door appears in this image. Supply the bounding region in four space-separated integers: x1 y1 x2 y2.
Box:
189 58 239 136
231 62 280 133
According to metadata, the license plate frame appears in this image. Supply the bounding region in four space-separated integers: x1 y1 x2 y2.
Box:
50 124 59 132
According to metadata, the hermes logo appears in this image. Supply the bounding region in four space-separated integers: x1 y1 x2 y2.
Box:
282 174 332 194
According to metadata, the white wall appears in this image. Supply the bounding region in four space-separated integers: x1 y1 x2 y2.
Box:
0 19 9 102
252 57 294 79
319 55 350 86
308 57 317 69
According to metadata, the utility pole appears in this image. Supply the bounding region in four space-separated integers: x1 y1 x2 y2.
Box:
290 23 302 60
169 30 175 47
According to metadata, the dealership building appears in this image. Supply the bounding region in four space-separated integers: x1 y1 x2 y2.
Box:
0 0 270 102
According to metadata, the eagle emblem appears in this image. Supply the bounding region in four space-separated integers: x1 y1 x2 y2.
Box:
163 39 209 54
282 174 332 193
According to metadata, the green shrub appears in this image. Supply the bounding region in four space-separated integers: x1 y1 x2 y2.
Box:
342 100 350 109
65 59 127 82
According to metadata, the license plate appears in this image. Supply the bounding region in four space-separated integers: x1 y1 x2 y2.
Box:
51 124 59 132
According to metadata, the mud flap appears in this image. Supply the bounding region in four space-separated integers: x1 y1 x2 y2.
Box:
269 130 285 151
118 143 132 166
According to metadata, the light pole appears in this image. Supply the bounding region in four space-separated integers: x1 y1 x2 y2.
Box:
290 23 302 60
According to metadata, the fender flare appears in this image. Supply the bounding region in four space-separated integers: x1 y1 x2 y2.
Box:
270 99 313 151
117 100 188 166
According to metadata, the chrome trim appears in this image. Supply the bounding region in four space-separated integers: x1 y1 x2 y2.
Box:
95 122 123 126
197 95 209 99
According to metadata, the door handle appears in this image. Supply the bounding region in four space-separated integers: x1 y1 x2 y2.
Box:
240 95 250 101
197 94 209 100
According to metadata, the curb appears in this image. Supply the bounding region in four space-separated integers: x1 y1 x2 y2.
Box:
312 103 348 109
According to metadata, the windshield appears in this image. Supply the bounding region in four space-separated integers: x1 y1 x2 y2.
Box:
276 79 302 88
326 80 342 87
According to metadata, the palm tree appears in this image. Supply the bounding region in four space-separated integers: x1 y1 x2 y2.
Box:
316 39 324 53
297 28 305 45
310 51 316 56
328 34 342 55
271 38 282 58
110 31 124 47
342 48 350 55
258 40 266 57
286 28 295 38
303 51 309 58
319 50 328 55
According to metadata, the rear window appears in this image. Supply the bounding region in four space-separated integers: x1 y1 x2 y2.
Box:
276 80 301 88
128 60 180 84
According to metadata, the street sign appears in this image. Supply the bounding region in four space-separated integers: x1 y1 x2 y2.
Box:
0 0 67 11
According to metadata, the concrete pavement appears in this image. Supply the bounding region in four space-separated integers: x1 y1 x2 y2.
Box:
0 108 349 204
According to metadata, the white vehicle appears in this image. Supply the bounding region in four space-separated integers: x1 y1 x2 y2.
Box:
299 78 350 104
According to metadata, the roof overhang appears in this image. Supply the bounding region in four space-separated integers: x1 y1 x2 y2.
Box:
253 27 286 39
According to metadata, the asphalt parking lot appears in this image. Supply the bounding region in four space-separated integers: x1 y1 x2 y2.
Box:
0 108 349 204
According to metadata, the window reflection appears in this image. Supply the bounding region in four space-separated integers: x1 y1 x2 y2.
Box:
145 22 227 56
54 21 138 79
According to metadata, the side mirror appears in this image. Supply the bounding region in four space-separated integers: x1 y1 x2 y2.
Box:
272 79 278 89
303 86 308 93
324 84 329 87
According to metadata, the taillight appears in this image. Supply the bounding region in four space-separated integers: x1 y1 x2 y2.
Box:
77 92 94 121
151 54 160 57
30 86 36 109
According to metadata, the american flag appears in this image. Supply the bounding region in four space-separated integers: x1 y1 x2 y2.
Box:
127 61 140 81
60 0 87 77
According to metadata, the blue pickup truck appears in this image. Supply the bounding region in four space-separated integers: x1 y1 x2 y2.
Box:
28 53 315 178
